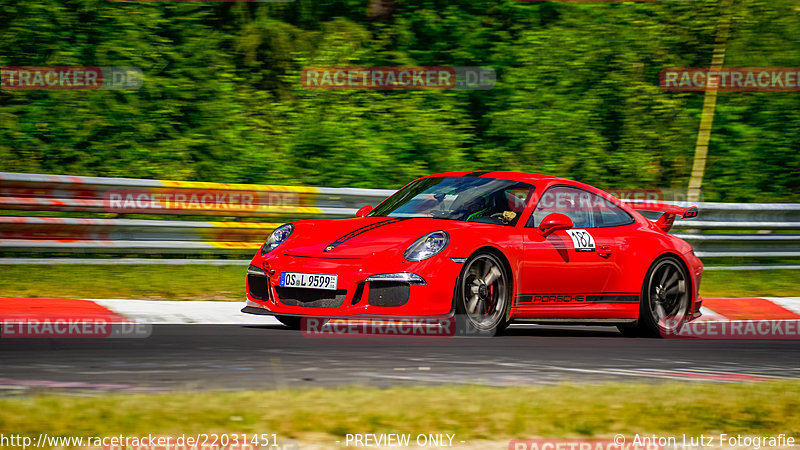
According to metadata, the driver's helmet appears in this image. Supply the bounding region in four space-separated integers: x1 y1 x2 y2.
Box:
462 195 487 215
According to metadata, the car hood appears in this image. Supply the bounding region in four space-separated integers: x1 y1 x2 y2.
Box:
282 217 482 258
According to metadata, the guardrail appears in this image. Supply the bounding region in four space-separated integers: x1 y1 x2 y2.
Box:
658 203 800 258
0 172 391 254
1 172 799 259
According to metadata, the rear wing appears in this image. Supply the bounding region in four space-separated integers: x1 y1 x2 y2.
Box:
628 202 698 232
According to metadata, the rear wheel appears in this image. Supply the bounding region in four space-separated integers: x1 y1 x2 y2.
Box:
455 251 512 336
636 256 691 337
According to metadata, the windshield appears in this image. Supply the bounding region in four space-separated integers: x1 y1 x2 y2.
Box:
369 177 535 226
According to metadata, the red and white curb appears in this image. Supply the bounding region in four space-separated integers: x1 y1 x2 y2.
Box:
0 298 277 325
699 297 800 321
1 297 799 325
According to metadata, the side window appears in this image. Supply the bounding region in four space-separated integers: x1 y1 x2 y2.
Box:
594 196 635 227
528 186 595 228
527 186 633 229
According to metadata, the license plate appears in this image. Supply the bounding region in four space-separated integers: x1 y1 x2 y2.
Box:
280 272 338 290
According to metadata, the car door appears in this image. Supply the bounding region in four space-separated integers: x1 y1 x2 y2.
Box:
516 185 629 317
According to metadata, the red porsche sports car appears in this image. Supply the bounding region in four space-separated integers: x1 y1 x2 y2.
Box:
243 171 703 337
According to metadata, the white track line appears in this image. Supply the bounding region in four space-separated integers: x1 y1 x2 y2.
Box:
91 299 278 325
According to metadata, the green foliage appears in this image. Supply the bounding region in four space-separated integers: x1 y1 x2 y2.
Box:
0 0 797 199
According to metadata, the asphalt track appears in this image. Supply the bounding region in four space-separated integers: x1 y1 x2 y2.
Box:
1 324 799 394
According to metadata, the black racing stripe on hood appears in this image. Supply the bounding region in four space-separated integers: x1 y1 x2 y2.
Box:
463 171 492 177
335 218 397 241
334 217 407 242
323 217 409 252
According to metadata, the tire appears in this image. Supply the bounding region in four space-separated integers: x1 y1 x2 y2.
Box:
617 324 641 337
275 315 303 329
635 256 691 338
454 251 512 336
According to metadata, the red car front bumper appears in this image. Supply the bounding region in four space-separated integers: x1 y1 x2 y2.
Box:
245 251 462 318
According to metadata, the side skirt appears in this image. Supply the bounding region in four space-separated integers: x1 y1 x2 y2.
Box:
511 318 637 326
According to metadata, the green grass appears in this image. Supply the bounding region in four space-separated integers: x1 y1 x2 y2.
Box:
0 265 797 301
0 383 798 443
700 269 800 298
0 264 247 301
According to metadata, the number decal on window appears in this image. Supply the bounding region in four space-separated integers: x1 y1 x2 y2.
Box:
566 229 596 252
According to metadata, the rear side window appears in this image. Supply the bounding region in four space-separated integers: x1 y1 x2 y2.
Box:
527 186 634 229
595 196 635 227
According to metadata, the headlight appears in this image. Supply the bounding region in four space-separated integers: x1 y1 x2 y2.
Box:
261 224 294 254
404 231 449 261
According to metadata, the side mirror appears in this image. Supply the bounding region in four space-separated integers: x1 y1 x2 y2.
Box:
538 213 574 236
356 205 373 218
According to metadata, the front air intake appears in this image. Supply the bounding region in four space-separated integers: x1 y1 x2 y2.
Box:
367 281 410 307
275 287 347 308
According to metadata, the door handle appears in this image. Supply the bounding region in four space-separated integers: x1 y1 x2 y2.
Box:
598 245 612 258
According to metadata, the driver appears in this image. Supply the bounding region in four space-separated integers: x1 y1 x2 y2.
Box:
466 192 518 224
463 195 489 221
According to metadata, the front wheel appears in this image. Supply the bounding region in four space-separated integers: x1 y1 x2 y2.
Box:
275 315 303 329
636 256 691 338
455 251 512 336
617 324 641 337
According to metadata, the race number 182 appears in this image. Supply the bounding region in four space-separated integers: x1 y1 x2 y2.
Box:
566 229 595 252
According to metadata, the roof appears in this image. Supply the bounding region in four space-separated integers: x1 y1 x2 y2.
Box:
425 170 569 184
